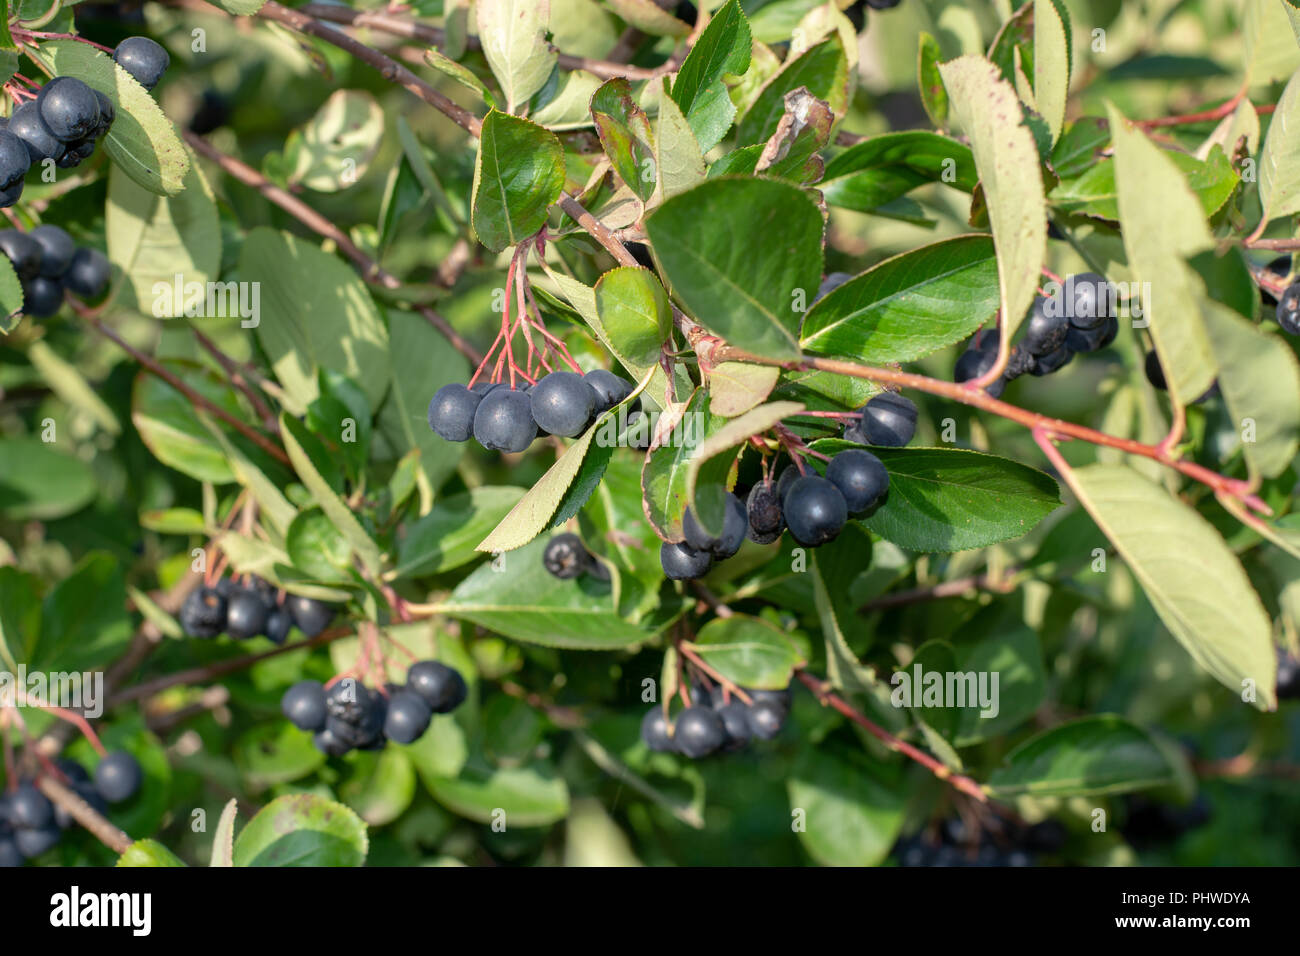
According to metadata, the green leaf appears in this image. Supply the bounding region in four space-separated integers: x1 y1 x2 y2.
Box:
532 68 603 130
232 794 368 866
1258 66 1300 223
338 748 417 827
0 254 21 333
26 340 120 435
671 0 751 152
917 32 948 129
1049 148 1239 221
1200 301 1300 480
653 76 707 201
1106 103 1217 406
1065 463 1276 708
938 55 1047 347
820 131 976 213
641 389 713 538
0 437 94 521
210 800 237 866
474 0 558 113
753 88 834 185
594 266 672 369
131 362 251 484
645 177 821 361
286 508 352 582
1032 0 1071 143
306 370 372 482
471 109 565 252
423 47 496 106
234 723 324 788
425 758 570 827
1050 116 1109 178
117 840 187 867
988 715 1178 797
690 614 804 689
287 90 384 192
953 625 1047 745
735 33 848 145
811 442 1061 552
281 414 383 576
104 150 221 316
800 235 1000 363
241 228 390 413
34 552 130 672
707 362 781 417
591 77 656 202
443 536 681 649
787 750 905 866
30 40 189 195
202 0 267 13
394 486 526 578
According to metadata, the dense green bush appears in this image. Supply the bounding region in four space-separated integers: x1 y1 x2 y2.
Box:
1 0 1298 868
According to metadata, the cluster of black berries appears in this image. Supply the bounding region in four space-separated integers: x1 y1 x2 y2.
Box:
0 36 167 207
281 661 468 755
0 226 111 318
640 684 792 759
542 532 610 581
179 575 335 643
662 445 891 580
954 273 1117 397
428 368 639 452
893 816 1066 867
0 751 142 867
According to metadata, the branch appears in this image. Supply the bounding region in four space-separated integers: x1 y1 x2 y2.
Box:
182 131 483 365
37 775 132 855
858 571 1018 614
795 670 988 802
296 3 671 81
85 315 291 466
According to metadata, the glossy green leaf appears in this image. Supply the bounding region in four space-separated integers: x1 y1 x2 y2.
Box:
594 267 672 368
1032 0 1071 143
395 486 526 577
591 77 656 202
471 109 565 252
232 794 368 866
0 437 96 520
475 0 557 113
286 90 384 192
787 750 904 866
917 32 948 128
801 235 999 362
653 76 707 201
425 758 570 827
117 840 186 867
690 614 804 689
645 177 821 361
1049 148 1239 221
286 508 352 582
736 33 848 145
1258 66 1300 222
671 0 751 152
989 715 1178 797
821 132 976 213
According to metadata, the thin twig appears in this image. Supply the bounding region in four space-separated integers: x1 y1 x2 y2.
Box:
37 776 132 855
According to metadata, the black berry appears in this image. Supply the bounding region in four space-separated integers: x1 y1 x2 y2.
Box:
1276 281 1300 336
746 482 784 542
406 660 467 713
264 607 292 644
1004 345 1037 380
783 475 848 546
285 594 334 636
1030 343 1073 376
427 383 482 442
660 540 712 580
113 36 170 91
640 707 675 751
0 129 30 189
673 706 726 758
313 726 351 757
15 825 60 859
8 101 64 163
1023 295 1069 355
92 90 115 137
1065 272 1114 329
1277 648 1300 700
543 532 591 579
825 448 889 515
473 387 537 452
383 689 433 744
856 392 917 446
584 368 633 413
1144 350 1167 391
0 229 42 279
63 247 112 299
530 371 597 437
715 701 752 750
224 587 269 640
94 750 142 804
281 680 328 731
21 276 62 318
682 491 746 559
10 783 53 829
29 225 74 278
37 77 102 143
179 585 227 639
746 699 786 740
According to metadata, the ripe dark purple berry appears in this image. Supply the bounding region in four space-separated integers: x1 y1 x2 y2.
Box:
383 689 433 744
281 680 328 732
92 90 115 137
673 706 726 758
313 726 351 756
640 707 675 751
660 540 712 580
37 77 102 143
0 229 42 279
543 532 591 579
746 699 786 740
10 783 53 829
29 225 74 278
0 833 22 867
15 825 60 859
1004 345 1037 380
95 751 142 804
406 660 467 713
224 587 269 640
1030 343 1073 376
855 392 918 447
584 368 633 413
1276 280 1300 336
1066 314 1119 353
1023 295 1069 356
427 383 482 442
1277 648 1300 700
8 101 63 163
530 371 597 437
1065 273 1114 329
264 607 292 644
63 247 112 299
1144 350 1167 391
783 475 848 547
285 594 334 636
20 276 62 318
825 448 889 515
682 491 746 559
113 36 170 91
715 701 752 750
473 387 537 452
0 129 31 189
179 585 227 639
